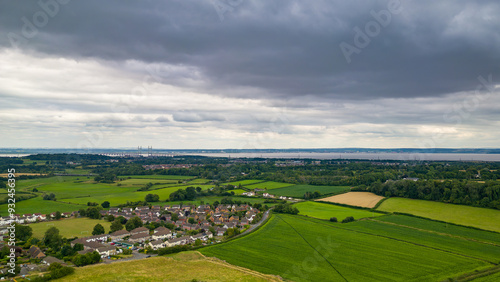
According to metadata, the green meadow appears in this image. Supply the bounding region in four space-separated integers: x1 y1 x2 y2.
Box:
294 201 383 220
29 218 111 239
244 181 294 190
201 214 493 281
270 184 350 198
378 198 500 233
224 179 265 186
0 197 83 217
120 175 195 180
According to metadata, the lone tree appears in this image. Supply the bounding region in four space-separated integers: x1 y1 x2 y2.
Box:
15 224 33 241
329 217 338 222
92 223 105 235
101 201 110 208
145 194 160 202
55 211 62 220
341 216 355 223
110 220 124 233
125 216 143 231
44 227 63 250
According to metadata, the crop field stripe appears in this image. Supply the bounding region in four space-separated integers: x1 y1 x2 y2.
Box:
368 218 500 248
275 215 348 282
291 216 494 264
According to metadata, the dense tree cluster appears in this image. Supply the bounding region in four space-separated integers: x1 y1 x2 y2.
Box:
274 203 299 215
369 179 500 209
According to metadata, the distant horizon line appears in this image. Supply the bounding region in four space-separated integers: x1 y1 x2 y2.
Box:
1 147 500 151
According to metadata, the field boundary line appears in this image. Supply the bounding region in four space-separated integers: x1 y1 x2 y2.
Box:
369 218 500 247
276 215 348 282
198 251 283 281
291 215 497 265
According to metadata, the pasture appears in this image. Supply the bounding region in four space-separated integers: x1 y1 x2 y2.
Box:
376 215 500 246
224 179 265 186
120 175 195 180
57 251 279 282
294 201 383 220
319 192 385 208
29 218 111 239
201 214 493 281
244 181 294 190
0 197 83 217
377 198 500 233
270 184 350 198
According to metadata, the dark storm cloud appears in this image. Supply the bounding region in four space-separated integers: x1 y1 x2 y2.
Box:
1 0 499 101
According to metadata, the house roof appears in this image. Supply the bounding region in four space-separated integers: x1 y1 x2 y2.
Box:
43 256 64 265
110 230 130 236
150 240 164 246
129 233 150 240
131 227 149 233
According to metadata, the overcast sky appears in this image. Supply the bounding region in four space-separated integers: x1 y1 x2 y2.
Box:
1 0 499 149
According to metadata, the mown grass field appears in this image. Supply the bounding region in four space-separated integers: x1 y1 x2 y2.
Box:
224 179 265 186
294 201 383 220
0 197 83 217
201 214 494 281
57 251 279 282
231 189 247 195
377 198 500 233
120 175 195 180
29 218 111 239
244 181 294 190
376 215 500 246
270 184 350 198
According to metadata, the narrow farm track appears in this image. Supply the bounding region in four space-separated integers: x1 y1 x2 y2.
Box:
368 218 500 247
199 252 282 281
292 215 498 265
275 215 348 282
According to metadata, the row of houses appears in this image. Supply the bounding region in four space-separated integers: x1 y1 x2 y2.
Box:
71 225 216 255
0 211 78 227
103 204 259 227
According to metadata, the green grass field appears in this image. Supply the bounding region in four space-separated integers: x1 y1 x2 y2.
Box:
376 215 500 246
377 198 500 233
120 175 195 180
0 197 84 216
224 179 266 187
294 201 383 220
346 218 500 263
230 189 247 195
29 218 112 239
244 181 294 190
57 251 278 282
201 214 492 281
270 184 350 198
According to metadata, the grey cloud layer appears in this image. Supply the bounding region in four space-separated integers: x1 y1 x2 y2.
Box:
1 0 499 148
2 0 499 100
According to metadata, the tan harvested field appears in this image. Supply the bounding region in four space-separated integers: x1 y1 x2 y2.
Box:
318 192 385 208
57 251 280 282
0 173 45 177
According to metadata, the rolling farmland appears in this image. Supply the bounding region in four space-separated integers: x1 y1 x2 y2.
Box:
58 251 279 282
293 201 383 220
201 214 495 281
270 184 350 198
0 175 216 215
377 198 500 233
244 181 294 190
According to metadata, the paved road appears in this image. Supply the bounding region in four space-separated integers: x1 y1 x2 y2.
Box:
240 209 271 236
102 252 157 264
